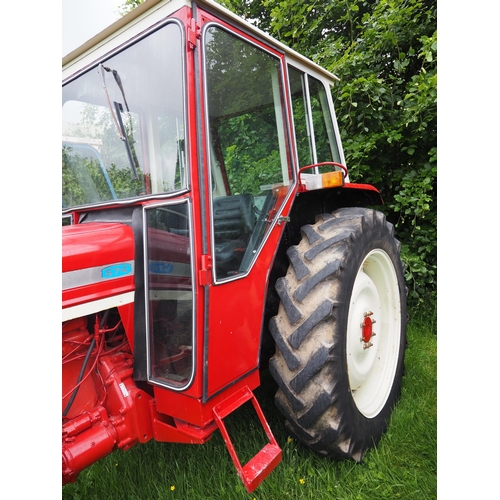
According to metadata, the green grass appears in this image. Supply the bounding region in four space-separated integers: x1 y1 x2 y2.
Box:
63 304 436 500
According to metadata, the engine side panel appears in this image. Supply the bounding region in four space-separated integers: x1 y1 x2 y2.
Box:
62 223 136 319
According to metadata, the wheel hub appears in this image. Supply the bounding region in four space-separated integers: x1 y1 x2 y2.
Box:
361 311 376 346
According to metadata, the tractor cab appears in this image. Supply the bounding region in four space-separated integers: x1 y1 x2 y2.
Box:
63 0 344 396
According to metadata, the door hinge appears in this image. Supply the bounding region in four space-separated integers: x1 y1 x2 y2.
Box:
199 254 212 286
188 18 201 50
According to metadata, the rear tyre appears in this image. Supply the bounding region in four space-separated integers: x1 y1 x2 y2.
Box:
269 207 407 461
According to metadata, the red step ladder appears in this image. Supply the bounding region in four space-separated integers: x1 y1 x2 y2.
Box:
212 386 282 493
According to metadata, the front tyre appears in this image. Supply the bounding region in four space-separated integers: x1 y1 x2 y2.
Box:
269 207 407 461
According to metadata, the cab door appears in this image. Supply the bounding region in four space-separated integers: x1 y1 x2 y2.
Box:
200 20 295 400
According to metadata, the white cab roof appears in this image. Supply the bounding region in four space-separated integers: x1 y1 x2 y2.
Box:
62 0 338 83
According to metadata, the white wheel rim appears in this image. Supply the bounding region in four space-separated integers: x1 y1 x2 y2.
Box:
346 249 401 418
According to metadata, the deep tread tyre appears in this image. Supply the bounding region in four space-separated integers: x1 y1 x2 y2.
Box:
269 207 407 462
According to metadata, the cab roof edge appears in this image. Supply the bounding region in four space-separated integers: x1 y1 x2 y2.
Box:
62 0 339 83
200 0 339 82
62 0 166 67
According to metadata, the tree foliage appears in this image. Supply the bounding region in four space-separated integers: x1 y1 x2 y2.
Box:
118 0 144 16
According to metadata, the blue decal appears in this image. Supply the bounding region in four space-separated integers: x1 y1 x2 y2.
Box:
101 263 132 279
149 261 174 274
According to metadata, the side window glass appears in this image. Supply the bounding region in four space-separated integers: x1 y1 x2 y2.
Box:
204 27 291 280
145 202 194 389
308 76 342 166
288 67 313 166
62 23 186 210
288 67 342 169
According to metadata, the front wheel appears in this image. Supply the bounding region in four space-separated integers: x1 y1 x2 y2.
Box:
269 207 407 461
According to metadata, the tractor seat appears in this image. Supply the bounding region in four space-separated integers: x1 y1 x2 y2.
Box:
213 194 255 276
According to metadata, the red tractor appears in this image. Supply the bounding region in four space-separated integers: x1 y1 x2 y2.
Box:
62 0 407 493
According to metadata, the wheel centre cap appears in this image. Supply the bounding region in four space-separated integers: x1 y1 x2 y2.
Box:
362 315 373 343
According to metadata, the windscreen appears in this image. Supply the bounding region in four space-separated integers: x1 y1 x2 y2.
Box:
62 22 187 210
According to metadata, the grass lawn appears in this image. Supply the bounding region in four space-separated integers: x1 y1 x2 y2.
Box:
62 303 437 500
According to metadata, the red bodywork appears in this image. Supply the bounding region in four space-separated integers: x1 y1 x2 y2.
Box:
62 223 135 313
62 315 152 482
61 214 280 491
62 222 144 483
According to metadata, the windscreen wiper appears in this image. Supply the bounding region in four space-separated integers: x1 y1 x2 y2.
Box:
99 64 138 179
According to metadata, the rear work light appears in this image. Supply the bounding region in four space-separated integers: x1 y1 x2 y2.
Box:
298 162 347 193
